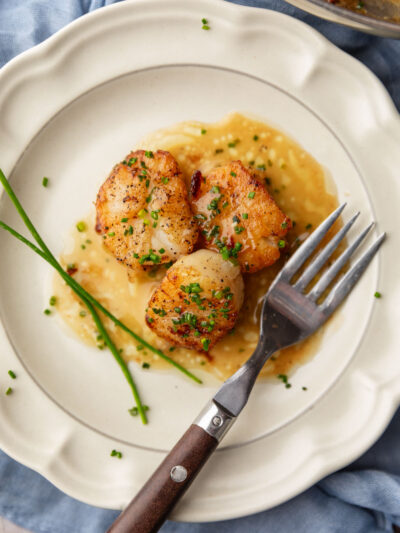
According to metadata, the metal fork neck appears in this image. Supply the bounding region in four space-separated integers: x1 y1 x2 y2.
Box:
194 401 236 442
211 343 277 418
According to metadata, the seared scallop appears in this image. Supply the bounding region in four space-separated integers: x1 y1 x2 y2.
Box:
95 150 199 272
145 250 244 353
190 161 291 273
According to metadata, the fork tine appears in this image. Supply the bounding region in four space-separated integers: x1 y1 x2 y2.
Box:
294 212 360 292
279 203 346 282
319 232 385 317
308 222 374 302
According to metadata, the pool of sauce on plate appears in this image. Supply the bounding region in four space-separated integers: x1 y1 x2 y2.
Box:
54 113 341 382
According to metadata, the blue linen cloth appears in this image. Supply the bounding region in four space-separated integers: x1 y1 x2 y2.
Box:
0 1 399 532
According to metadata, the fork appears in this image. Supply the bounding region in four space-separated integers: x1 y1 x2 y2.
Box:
108 204 385 533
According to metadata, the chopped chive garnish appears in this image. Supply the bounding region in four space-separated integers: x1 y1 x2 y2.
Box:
248 191 255 199
374 291 382 298
180 282 203 294
79 310 87 317
152 308 166 316
121 217 128 223
159 248 165 254
277 374 292 389
145 150 154 158
129 405 149 417
242 213 248 219
201 129 207 135
49 296 57 306
306 223 312 230
278 240 286 248
42 177 49 187
76 221 86 232
161 177 169 184
264 177 271 186
302 386 308 391
5 387 12 395
234 226 245 234
202 24 210 30
108 232 115 237
201 338 210 351
110 450 122 459
230 171 236 177
215 148 224 154
211 185 220 194
142 362 151 369
8 370 16 379
44 309 51 315
127 157 137 166
222 201 229 209
281 222 288 229
202 17 208 24
253 135 259 141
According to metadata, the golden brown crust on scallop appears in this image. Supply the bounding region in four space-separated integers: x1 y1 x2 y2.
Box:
95 150 199 272
189 161 291 273
145 250 244 353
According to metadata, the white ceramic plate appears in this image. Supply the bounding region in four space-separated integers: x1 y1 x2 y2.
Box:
0 0 400 522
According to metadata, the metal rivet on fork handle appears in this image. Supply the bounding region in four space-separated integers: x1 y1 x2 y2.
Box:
170 465 187 483
212 416 223 427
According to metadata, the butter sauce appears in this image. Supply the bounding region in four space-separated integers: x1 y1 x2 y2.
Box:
54 113 339 381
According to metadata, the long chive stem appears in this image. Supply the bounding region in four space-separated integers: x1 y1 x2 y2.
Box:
0 223 148 423
84 300 147 424
0 220 201 384
0 170 202 384
0 170 148 423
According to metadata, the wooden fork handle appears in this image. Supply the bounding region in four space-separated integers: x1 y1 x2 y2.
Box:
107 424 218 533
